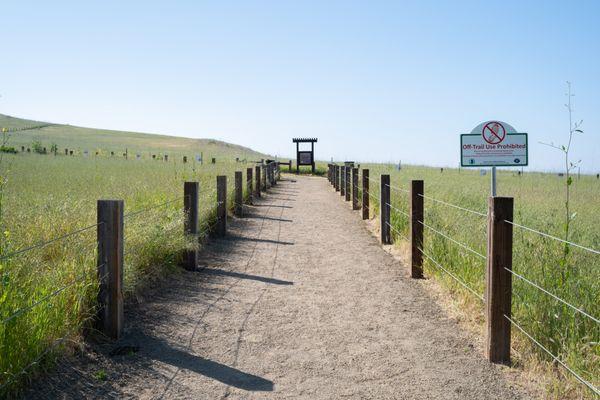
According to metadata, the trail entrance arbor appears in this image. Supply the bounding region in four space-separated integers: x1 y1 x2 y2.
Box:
293 138 317 174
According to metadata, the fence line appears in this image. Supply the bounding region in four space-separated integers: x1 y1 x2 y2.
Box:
1 163 281 395
504 314 600 396
386 202 410 218
418 193 487 217
0 336 72 392
1 269 101 325
123 196 187 219
386 221 409 241
506 267 599 324
324 164 598 396
505 219 600 255
0 222 101 261
385 183 410 194
419 246 484 301
418 219 486 260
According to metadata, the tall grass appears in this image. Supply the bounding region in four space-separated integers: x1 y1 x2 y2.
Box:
359 164 599 398
0 150 257 396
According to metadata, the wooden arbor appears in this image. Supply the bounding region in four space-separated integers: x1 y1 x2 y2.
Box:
292 138 317 174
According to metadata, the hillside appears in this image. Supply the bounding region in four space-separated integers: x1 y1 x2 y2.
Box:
0 113 267 160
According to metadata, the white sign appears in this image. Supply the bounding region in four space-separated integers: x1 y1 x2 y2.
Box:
461 121 528 167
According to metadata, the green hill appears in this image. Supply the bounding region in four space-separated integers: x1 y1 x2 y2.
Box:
0 113 267 160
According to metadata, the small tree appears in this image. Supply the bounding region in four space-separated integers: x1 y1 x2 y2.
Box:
540 81 583 266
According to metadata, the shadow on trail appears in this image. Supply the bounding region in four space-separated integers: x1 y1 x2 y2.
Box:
223 234 294 246
135 333 274 392
202 267 293 285
253 204 293 209
264 196 296 201
244 213 293 223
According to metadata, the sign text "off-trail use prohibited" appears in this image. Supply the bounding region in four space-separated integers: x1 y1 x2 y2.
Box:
460 121 528 167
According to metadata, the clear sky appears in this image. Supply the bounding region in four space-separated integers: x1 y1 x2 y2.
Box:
2 1 599 172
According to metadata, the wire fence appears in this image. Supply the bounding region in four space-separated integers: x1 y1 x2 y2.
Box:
0 167 267 395
326 164 600 396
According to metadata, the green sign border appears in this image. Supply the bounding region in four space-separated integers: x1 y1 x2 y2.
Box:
460 133 528 167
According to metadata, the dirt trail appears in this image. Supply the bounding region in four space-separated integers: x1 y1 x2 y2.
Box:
29 175 531 399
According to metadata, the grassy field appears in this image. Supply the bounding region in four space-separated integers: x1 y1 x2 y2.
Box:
351 162 599 398
0 114 270 395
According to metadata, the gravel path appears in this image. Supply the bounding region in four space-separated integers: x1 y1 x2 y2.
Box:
28 175 531 399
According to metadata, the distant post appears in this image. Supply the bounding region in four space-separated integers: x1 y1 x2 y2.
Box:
362 169 369 219
183 182 199 270
380 175 391 244
235 171 243 217
410 180 424 278
486 196 514 364
255 165 261 198
262 165 267 190
216 176 227 236
97 200 124 339
345 166 351 202
352 167 359 210
247 167 253 204
340 166 346 197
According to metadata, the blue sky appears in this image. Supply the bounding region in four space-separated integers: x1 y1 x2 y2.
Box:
2 1 599 171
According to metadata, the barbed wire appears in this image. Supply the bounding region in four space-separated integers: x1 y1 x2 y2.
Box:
386 202 410 218
419 246 484 301
364 188 379 203
367 176 380 186
385 221 409 241
507 268 599 324
0 336 73 392
419 220 486 260
0 222 102 261
123 196 186 219
385 183 410 194
505 220 600 256
1 267 107 325
418 193 487 217
504 314 600 396
0 267 107 393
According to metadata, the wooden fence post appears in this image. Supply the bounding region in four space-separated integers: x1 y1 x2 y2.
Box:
262 165 267 191
97 200 124 339
340 166 346 197
255 165 261 198
345 167 351 202
335 166 340 192
216 176 227 236
352 167 359 210
410 180 424 278
486 196 514 364
235 171 243 217
380 174 391 244
362 169 369 219
247 167 253 204
183 182 199 271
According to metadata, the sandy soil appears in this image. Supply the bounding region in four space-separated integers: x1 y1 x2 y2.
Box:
27 175 532 399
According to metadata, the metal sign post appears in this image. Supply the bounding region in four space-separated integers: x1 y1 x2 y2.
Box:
491 166 497 196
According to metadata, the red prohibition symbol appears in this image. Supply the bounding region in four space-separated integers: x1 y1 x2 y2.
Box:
482 121 506 144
